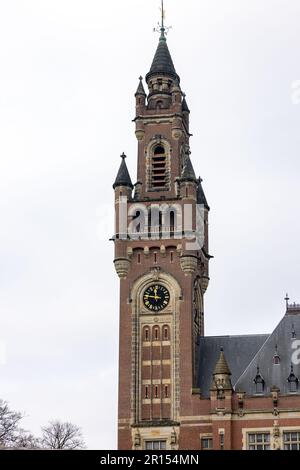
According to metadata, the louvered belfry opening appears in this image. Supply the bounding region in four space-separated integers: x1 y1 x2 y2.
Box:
151 145 167 189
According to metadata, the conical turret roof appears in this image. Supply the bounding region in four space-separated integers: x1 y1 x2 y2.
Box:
213 348 232 376
113 153 133 189
146 33 179 83
135 76 146 96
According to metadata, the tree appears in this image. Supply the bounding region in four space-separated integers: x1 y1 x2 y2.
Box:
13 431 41 449
41 420 85 449
0 399 23 447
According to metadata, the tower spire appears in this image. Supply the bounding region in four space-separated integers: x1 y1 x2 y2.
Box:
160 0 165 38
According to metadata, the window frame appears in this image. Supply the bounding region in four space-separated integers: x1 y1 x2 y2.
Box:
201 437 213 451
144 440 167 451
247 432 271 450
283 431 300 450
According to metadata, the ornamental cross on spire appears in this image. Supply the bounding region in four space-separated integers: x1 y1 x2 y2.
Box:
153 0 172 37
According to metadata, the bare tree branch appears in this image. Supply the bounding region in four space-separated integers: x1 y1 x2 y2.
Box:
41 420 85 450
0 399 23 447
13 431 41 449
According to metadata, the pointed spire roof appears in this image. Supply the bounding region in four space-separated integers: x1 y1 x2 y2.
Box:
113 153 133 190
181 155 197 182
213 348 232 376
146 33 179 83
197 180 210 210
135 76 146 96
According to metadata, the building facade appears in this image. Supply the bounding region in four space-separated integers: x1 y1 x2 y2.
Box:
112 18 300 451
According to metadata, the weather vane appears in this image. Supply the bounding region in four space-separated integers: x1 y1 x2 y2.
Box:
153 0 172 36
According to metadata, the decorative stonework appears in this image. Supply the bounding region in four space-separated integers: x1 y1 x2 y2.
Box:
180 255 198 275
200 275 210 294
135 130 145 141
114 258 131 279
171 117 183 140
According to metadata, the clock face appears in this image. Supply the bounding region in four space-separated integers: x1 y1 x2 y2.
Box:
143 284 170 312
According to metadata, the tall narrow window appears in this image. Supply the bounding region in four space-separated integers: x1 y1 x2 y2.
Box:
145 328 149 341
159 211 162 238
219 433 224 450
154 252 158 264
170 211 175 238
145 386 149 399
137 253 141 264
170 251 174 263
154 386 158 398
154 327 159 341
151 146 167 190
164 385 169 398
164 327 169 340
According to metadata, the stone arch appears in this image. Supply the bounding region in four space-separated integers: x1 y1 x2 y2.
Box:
146 137 171 192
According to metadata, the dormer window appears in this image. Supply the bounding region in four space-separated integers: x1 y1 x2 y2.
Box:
273 345 280 364
254 366 265 394
287 364 299 393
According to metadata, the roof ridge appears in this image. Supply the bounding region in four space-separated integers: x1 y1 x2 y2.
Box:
203 334 270 339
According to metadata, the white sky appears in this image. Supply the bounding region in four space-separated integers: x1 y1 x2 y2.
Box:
0 0 299 449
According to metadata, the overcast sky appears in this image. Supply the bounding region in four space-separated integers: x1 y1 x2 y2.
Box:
0 0 299 450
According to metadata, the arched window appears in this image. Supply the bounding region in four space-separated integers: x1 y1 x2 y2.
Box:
163 325 169 341
153 326 160 341
143 326 150 341
151 145 167 190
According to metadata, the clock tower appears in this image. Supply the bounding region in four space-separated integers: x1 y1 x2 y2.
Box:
113 10 210 450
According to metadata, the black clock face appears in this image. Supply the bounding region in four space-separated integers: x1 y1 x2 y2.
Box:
143 284 170 312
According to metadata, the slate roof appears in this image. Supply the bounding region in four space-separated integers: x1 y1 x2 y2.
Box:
197 334 268 397
182 96 190 113
113 153 133 190
197 181 210 210
146 35 179 83
181 155 197 182
198 310 300 397
135 77 146 96
235 311 300 396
